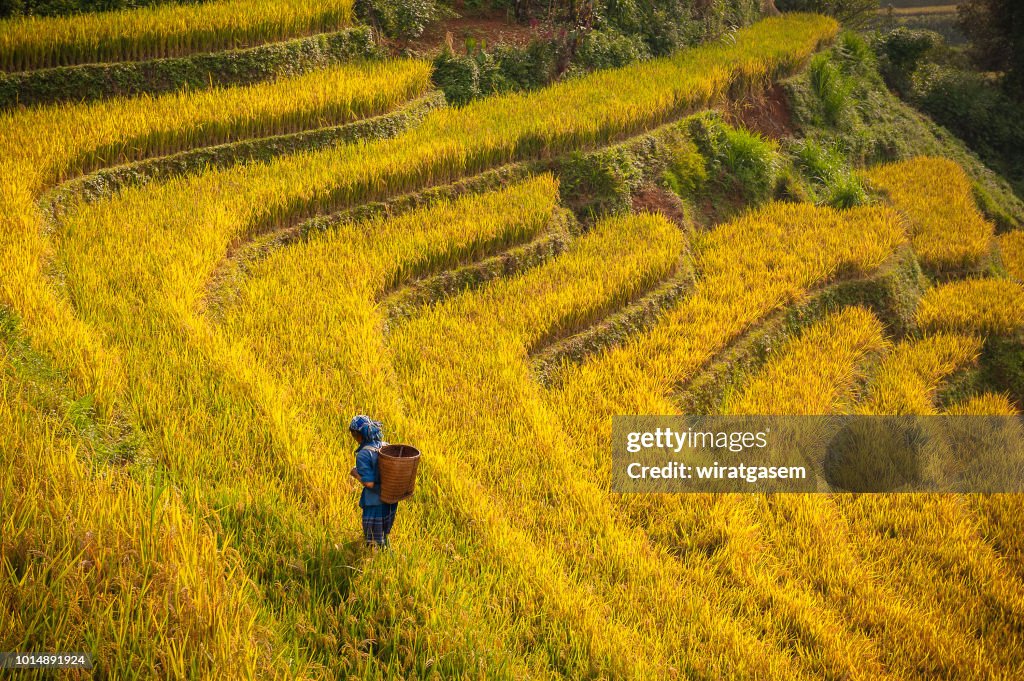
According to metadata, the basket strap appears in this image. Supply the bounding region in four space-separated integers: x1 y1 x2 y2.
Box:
364 445 382 491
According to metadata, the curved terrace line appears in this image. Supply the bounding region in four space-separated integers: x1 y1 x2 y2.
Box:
43 92 445 217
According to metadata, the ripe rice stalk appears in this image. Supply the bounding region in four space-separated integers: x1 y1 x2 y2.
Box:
999 230 1024 282
863 157 994 273
916 277 1024 336
945 392 1018 415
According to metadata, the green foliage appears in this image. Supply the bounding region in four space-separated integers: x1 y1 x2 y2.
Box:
435 0 769 105
876 26 941 75
809 52 851 125
825 171 867 208
431 46 480 106
572 29 651 72
957 0 1024 97
835 30 874 73
662 139 708 198
786 40 1024 228
594 0 761 58
789 138 867 208
432 39 561 106
909 63 1024 194
982 336 1024 407
559 147 644 218
493 40 558 91
356 0 441 39
720 125 778 201
775 0 878 27
866 23 1024 204
792 137 844 184
686 113 778 205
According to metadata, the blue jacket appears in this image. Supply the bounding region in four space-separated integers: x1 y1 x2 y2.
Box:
356 444 386 508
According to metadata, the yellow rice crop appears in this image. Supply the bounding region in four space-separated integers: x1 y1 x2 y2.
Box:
858 333 983 415
722 306 887 415
0 329 280 677
1 58 432 188
0 0 354 72
1000 230 1024 282
945 392 1019 415
0 13 836 408
916 277 1024 335
0 57 430 406
864 157 994 272
384 213 826 678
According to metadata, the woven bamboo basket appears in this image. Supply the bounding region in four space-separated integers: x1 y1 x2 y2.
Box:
377 444 420 503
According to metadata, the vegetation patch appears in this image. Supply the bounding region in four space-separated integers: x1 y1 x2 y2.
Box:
785 31 1024 230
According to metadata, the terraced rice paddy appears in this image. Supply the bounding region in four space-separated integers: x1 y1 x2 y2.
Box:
2 9 1023 679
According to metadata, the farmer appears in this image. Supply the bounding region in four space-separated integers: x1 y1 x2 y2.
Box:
348 414 399 548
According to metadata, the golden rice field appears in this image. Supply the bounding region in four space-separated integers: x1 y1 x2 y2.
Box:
0 0 355 72
2 9 1024 679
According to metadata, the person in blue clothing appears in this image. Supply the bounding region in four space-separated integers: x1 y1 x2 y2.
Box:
348 414 399 548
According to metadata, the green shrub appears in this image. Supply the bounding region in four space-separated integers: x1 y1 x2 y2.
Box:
720 125 778 202
687 113 778 204
876 26 941 73
494 40 559 91
474 49 507 96
559 147 644 218
573 29 651 72
957 0 1024 97
662 139 708 198
825 172 868 208
809 53 851 125
835 30 874 73
789 139 866 208
356 0 442 40
431 47 479 106
909 64 1024 185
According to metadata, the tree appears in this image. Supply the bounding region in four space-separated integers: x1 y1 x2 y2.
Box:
958 0 1024 98
774 0 878 27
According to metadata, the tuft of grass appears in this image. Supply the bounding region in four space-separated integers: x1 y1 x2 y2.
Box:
662 139 708 198
809 52 851 125
720 125 779 202
685 112 779 205
826 171 869 208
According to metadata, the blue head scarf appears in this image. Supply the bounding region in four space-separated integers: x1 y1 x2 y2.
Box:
349 414 384 449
